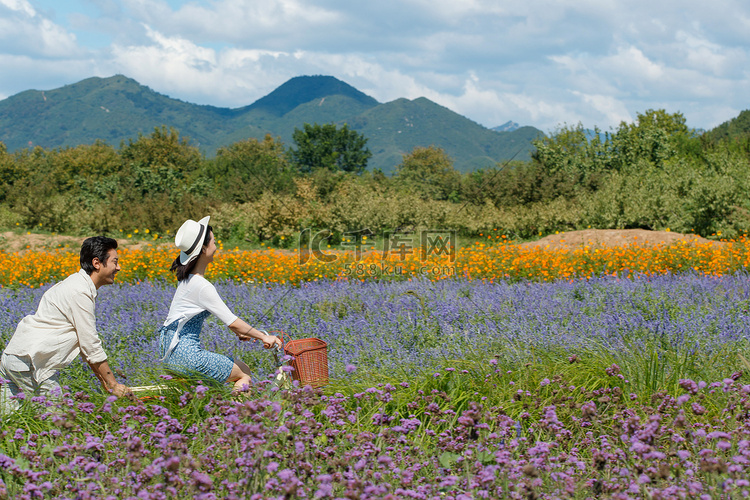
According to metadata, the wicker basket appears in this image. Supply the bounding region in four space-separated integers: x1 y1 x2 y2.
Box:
284 337 329 388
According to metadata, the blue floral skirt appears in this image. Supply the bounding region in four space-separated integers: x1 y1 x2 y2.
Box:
158 311 234 382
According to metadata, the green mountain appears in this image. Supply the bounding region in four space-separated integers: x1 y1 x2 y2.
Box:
0 74 543 173
244 75 379 116
703 109 750 143
355 97 542 171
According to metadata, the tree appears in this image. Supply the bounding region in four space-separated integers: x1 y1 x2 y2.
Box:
532 110 696 177
120 126 202 175
6 146 72 231
49 141 121 190
531 123 607 176
607 109 692 171
0 142 25 202
290 123 371 174
118 126 204 197
210 135 296 202
394 146 461 201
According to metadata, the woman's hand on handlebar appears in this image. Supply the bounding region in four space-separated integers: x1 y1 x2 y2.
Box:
262 334 282 350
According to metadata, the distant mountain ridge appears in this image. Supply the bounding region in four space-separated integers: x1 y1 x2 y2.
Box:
245 75 379 116
0 75 543 173
492 121 520 132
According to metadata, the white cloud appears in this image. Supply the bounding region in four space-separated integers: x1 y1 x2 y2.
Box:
0 0 748 134
0 0 80 57
606 46 665 82
109 26 295 105
675 30 737 76
573 92 632 129
121 0 342 46
0 53 97 95
1 0 35 16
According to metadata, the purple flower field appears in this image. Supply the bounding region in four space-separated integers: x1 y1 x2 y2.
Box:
1 371 750 499
2 274 750 498
3 273 749 384
2 273 746 386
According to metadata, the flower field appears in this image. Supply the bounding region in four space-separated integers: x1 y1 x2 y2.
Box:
0 236 749 287
2 242 750 498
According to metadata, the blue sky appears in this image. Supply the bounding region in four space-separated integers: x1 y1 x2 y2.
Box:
1 0 748 133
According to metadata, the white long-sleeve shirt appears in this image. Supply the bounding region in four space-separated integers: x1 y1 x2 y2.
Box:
4 269 108 383
163 274 238 330
160 275 238 359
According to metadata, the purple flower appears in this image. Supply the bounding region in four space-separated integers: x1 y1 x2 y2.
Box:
277 469 296 481
605 364 621 376
440 476 459 487
191 471 213 491
707 431 731 440
692 403 707 415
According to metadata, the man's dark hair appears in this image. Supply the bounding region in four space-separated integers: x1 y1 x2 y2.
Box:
170 225 213 282
80 237 118 275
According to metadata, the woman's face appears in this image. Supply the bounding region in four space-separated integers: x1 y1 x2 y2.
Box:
203 231 217 261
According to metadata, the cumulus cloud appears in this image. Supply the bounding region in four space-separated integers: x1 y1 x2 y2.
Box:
0 0 748 131
0 0 80 57
573 92 633 130
1 0 35 16
122 0 343 48
109 26 291 106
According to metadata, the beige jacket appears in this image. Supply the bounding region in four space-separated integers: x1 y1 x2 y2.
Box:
3 269 108 383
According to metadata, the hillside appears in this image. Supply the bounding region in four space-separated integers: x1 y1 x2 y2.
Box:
355 97 542 171
243 75 379 116
702 109 750 143
0 75 254 151
0 74 543 173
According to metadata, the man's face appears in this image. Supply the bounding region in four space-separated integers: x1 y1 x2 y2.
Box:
93 249 120 287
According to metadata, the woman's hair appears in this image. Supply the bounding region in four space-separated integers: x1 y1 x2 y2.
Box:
80 236 118 275
170 225 213 281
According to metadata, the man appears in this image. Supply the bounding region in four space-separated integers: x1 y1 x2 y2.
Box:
0 236 130 410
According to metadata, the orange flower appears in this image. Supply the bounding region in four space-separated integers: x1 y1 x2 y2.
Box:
0 238 748 287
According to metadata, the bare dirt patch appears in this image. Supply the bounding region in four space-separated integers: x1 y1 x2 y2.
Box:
0 228 722 254
0 231 159 253
517 228 719 251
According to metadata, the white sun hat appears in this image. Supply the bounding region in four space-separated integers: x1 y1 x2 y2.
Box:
175 215 210 265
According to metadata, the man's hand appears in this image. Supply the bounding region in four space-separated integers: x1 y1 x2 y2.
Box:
89 359 130 397
110 383 132 397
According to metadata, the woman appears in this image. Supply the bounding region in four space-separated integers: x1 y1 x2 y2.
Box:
158 216 282 391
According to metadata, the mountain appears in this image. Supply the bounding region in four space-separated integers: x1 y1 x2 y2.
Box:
244 75 378 116
492 121 520 132
355 99 541 171
702 109 750 143
0 75 544 173
0 75 251 151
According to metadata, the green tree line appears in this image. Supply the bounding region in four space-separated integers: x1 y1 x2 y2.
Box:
0 110 748 246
